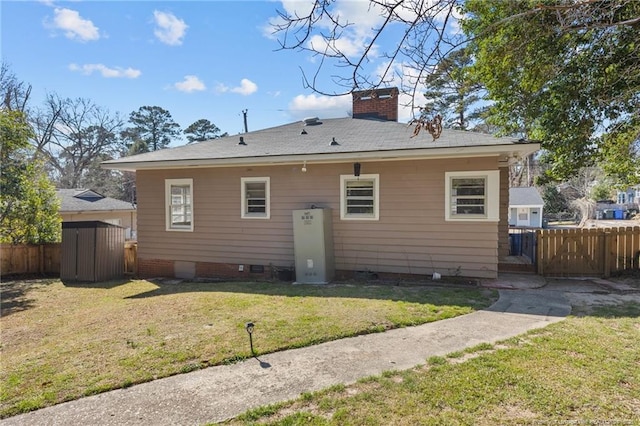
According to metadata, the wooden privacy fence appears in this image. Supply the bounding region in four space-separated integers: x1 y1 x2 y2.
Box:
124 241 137 275
1 242 138 277
537 227 640 277
1 243 61 276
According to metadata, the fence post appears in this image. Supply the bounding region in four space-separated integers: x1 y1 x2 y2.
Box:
603 230 611 278
536 229 544 276
39 244 45 274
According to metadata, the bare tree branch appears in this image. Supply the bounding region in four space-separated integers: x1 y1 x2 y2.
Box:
272 0 638 115
34 94 123 188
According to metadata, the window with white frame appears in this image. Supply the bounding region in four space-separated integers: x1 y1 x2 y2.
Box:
340 174 379 220
241 177 270 219
618 192 626 204
445 171 499 221
165 178 193 231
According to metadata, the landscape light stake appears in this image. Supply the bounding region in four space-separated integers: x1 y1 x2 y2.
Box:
245 322 255 355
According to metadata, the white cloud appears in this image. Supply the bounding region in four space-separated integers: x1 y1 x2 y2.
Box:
264 0 317 38
268 1 385 63
269 1 461 93
279 0 317 19
216 79 258 96
277 0 381 34
288 84 422 124
287 93 352 121
307 33 376 59
431 1 464 35
50 8 100 42
153 11 188 46
174 75 206 93
331 0 385 37
68 63 141 78
372 61 430 123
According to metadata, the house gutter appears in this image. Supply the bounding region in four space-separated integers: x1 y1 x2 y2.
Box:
102 143 540 172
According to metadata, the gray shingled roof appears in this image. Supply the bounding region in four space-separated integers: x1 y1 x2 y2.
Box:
509 187 544 207
57 189 136 212
103 117 539 171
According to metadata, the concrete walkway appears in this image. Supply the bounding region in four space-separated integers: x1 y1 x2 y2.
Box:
2 282 572 426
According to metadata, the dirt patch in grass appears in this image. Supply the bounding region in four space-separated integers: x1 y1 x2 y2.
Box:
567 289 640 316
0 279 494 418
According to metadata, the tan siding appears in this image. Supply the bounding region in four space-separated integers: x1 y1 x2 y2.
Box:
136 156 501 278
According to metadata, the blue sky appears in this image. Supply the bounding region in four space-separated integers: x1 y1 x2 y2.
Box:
2 0 439 143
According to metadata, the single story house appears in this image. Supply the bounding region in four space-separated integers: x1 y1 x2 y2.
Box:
508 187 544 228
614 186 640 217
103 88 539 280
57 189 137 239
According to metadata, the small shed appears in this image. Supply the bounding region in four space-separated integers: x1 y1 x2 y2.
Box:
61 221 125 282
509 187 544 228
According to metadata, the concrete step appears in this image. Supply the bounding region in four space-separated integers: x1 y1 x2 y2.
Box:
498 262 536 274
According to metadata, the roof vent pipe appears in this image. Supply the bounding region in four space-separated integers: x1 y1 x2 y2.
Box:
303 117 321 126
331 137 339 146
239 136 246 145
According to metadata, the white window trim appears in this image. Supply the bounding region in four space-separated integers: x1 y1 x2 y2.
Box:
445 171 499 222
165 178 193 232
241 177 270 219
340 174 380 220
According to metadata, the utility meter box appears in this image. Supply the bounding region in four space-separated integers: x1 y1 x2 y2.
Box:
292 208 335 284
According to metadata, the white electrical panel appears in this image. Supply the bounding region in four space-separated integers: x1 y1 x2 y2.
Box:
292 208 335 284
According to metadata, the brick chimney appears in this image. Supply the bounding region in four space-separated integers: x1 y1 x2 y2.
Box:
352 87 399 122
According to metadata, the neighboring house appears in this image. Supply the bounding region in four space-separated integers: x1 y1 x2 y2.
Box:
594 185 640 219
616 186 640 213
508 187 544 228
103 88 539 280
57 189 137 239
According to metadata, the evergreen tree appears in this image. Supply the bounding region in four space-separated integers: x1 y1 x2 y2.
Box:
127 106 181 152
1 110 60 244
421 49 483 130
541 185 568 216
184 119 223 143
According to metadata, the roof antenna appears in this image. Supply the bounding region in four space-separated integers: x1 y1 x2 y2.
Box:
242 109 248 133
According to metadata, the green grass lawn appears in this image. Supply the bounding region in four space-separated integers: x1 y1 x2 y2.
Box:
228 302 640 425
0 278 494 418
